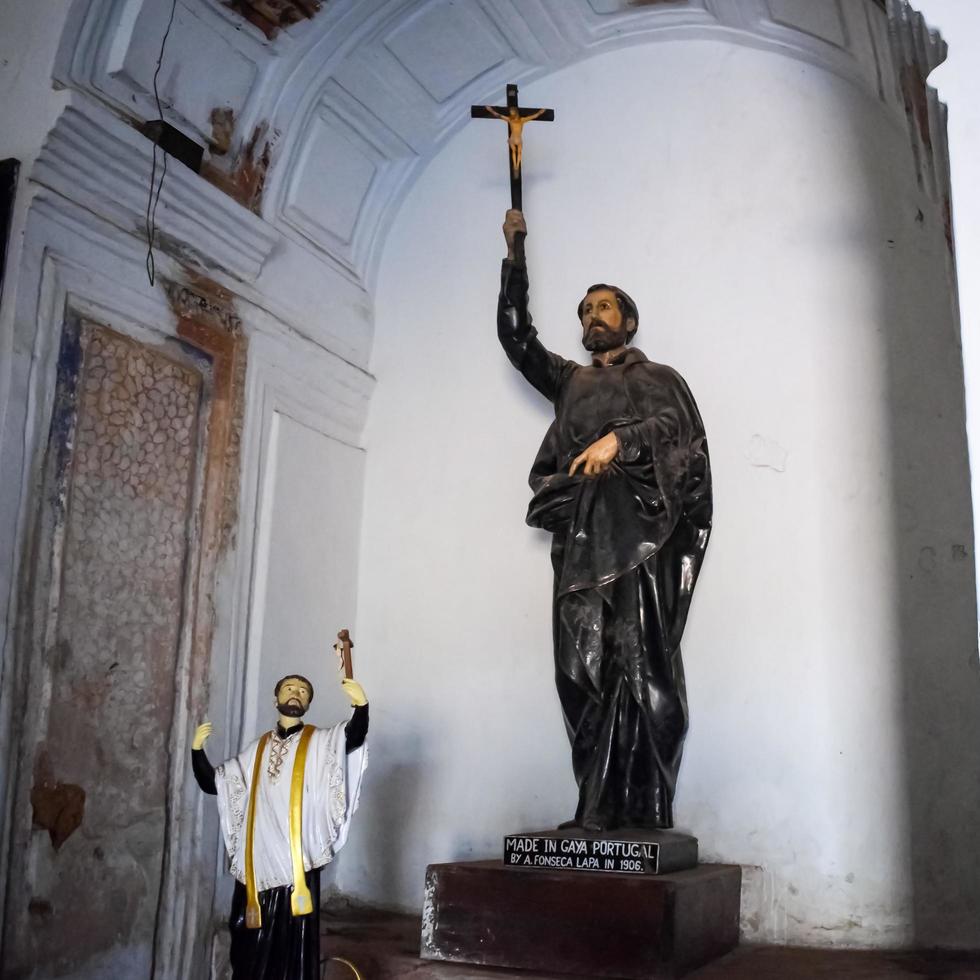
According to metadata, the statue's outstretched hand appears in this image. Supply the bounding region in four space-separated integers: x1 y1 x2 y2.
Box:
192 722 214 750
341 679 368 707
503 209 526 259
569 432 620 477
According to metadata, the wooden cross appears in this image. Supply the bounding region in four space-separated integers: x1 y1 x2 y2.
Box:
471 84 554 212
335 628 354 680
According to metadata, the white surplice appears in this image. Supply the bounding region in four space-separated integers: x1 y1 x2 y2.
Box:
214 722 367 892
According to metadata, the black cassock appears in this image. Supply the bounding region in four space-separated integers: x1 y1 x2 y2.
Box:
498 259 712 830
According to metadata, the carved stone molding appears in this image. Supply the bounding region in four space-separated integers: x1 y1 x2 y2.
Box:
886 0 950 204
163 279 245 334
32 96 280 283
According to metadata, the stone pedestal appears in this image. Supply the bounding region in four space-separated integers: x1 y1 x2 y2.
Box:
421 860 741 978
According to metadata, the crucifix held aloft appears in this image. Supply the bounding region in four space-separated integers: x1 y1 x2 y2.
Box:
471 84 554 213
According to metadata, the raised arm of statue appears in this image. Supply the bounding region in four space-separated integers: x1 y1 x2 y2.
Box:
191 722 217 795
497 210 570 402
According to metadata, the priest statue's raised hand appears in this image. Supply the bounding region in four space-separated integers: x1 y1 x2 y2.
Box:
191 647 368 980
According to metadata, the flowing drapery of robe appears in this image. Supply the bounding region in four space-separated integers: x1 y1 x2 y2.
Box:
214 722 367 980
498 258 712 830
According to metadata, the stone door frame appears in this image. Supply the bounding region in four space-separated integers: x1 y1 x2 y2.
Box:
0 199 244 979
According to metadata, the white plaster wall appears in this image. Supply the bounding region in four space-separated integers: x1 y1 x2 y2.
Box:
0 0 72 639
0 0 67 304
243 412 366 738
0 0 69 165
349 39 980 948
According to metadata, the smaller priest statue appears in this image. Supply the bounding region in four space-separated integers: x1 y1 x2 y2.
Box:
191 638 368 980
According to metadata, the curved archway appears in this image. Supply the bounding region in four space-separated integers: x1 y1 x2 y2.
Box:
251 0 928 289
350 7 978 952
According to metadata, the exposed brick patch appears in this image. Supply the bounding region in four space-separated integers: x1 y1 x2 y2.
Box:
30 755 85 852
201 122 274 214
210 107 235 157
224 0 324 40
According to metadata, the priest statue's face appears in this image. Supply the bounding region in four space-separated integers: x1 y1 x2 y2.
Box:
578 285 638 353
274 675 314 718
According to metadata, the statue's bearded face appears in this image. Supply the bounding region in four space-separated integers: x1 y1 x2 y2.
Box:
275 677 312 718
580 288 634 352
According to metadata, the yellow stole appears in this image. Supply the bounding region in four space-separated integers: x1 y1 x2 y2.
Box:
244 724 317 929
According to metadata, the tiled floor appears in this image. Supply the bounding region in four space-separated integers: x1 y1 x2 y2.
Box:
320 908 980 980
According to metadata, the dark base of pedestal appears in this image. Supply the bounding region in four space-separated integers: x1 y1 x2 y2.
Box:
421 860 741 979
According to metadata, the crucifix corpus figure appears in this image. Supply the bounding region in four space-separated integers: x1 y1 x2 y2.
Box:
191 630 369 979
482 103 548 178
493 187 712 829
471 83 554 215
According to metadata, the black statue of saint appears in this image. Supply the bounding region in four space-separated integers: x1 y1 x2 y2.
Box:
497 209 712 831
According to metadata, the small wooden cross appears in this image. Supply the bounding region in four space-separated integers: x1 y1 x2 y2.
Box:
471 84 554 211
335 628 354 680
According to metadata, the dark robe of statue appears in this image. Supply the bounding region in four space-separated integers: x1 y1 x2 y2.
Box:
498 256 712 831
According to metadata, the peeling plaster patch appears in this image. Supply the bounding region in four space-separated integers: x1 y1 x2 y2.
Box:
48 327 83 516
738 865 896 945
201 123 275 215
210 107 235 157
811 918 864 933
224 0 325 40
165 274 247 555
899 63 932 155
420 874 437 954
745 434 788 472
137 224 218 279
739 865 770 940
165 278 243 334
31 759 85 851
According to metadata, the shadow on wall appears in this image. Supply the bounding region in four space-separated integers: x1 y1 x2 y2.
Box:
885 233 980 942
357 755 424 905
863 76 980 948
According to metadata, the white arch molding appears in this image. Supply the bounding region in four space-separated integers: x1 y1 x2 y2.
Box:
52 0 949 292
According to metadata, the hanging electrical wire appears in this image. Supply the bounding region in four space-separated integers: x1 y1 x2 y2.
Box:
145 0 178 287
